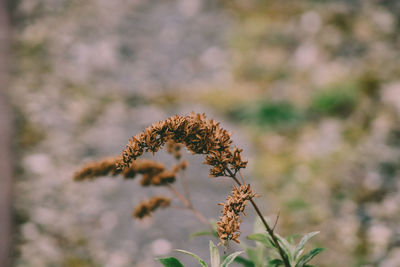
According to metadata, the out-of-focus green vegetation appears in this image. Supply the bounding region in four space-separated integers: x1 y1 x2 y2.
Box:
308 82 359 118
228 100 302 129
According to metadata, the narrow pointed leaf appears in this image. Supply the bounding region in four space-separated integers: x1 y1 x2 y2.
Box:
234 256 255 267
157 257 185 267
275 234 295 261
246 248 259 264
221 251 243 267
268 259 284 267
247 233 270 246
294 232 320 260
210 240 220 267
175 249 208 267
295 248 324 267
190 231 217 240
267 236 278 248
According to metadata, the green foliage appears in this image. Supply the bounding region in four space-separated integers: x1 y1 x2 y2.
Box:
160 241 243 267
247 233 273 247
243 224 322 267
245 231 323 267
222 251 243 267
295 248 324 267
228 100 302 129
308 83 359 118
175 249 208 267
157 257 185 267
234 256 255 267
158 226 324 267
210 240 220 267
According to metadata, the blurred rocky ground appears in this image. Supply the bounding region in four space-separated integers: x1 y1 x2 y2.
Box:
9 0 400 266
10 0 252 266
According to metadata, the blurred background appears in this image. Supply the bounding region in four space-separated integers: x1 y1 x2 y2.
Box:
3 0 400 266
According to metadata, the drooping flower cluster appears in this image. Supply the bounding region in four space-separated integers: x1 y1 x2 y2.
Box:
133 196 171 219
73 156 124 181
73 157 180 186
118 113 247 177
217 184 257 244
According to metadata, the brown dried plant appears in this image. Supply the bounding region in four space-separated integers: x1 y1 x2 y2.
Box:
73 157 176 186
217 184 258 244
133 196 171 219
118 113 247 177
74 113 290 267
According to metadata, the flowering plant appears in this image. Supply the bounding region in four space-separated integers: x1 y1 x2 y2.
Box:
74 113 323 267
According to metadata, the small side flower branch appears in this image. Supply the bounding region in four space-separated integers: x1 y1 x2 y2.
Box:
74 113 321 267
73 154 208 225
224 168 291 267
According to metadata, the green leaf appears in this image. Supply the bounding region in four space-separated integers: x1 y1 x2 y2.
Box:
157 257 185 267
294 232 320 260
247 233 270 246
267 236 278 249
295 248 324 267
286 234 301 244
234 256 255 267
209 240 220 267
190 231 216 240
221 251 243 267
246 248 259 264
275 234 295 262
268 259 284 267
244 244 265 267
175 249 208 267
249 233 276 251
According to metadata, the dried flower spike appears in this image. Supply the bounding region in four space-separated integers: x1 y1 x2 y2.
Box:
118 113 247 177
73 157 172 184
133 196 171 219
73 157 122 181
217 184 257 244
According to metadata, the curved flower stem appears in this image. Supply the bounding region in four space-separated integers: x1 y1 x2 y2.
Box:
238 170 246 185
225 168 291 267
167 184 211 229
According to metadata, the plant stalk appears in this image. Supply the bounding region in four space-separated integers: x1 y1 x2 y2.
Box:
225 168 291 267
167 185 211 228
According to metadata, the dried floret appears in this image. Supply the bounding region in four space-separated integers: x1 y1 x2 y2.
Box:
133 196 171 219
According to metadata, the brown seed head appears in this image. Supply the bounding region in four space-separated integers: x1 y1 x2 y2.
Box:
139 170 176 186
118 113 247 177
73 157 170 183
73 156 122 181
217 184 257 244
133 196 171 219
